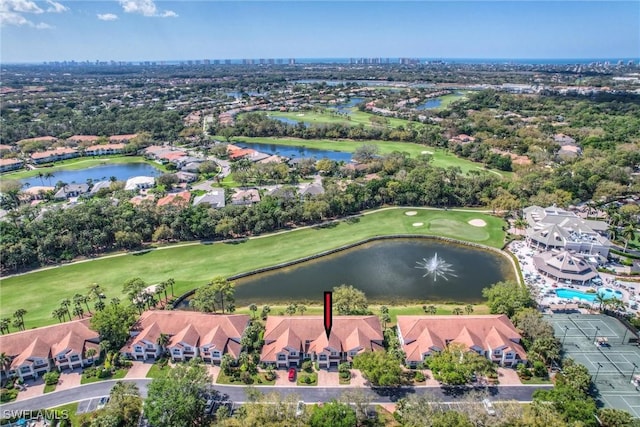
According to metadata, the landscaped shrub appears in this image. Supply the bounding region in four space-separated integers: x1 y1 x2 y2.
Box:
0 388 18 403
516 364 531 379
414 371 426 382
302 360 313 373
240 371 253 384
585 288 597 294
97 368 112 379
83 367 97 378
43 371 60 386
264 369 276 381
533 361 547 378
303 375 312 384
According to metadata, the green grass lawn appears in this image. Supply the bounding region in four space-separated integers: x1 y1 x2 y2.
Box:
0 208 506 328
146 363 170 379
45 403 80 425
520 376 552 384
260 108 411 130
1 155 167 180
297 371 317 386
215 370 276 386
229 136 509 177
43 383 57 393
80 368 127 385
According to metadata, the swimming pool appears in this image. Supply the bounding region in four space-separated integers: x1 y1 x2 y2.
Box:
555 287 620 302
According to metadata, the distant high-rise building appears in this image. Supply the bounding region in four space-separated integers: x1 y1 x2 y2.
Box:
259 58 265 64
268 58 275 64
277 59 283 64
225 59 231 65
214 59 220 65
289 58 296 65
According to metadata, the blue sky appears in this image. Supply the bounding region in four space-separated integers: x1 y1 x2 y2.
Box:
1 1 639 63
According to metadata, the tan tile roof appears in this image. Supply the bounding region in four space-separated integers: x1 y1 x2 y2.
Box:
30 147 78 160
122 311 249 356
0 158 22 166
261 316 383 362
0 319 98 369
157 191 191 207
397 315 526 362
109 134 138 142
68 135 100 142
84 143 126 151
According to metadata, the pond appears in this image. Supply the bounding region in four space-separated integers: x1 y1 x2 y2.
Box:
267 116 311 127
416 92 465 110
21 163 162 188
179 238 514 308
329 97 364 114
234 141 352 162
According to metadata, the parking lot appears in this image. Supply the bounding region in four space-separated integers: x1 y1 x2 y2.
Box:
546 313 640 417
76 395 110 415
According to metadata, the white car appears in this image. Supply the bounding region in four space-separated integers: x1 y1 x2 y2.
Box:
482 398 496 416
296 400 305 417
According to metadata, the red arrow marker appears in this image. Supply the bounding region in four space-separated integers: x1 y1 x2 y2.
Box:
324 291 333 339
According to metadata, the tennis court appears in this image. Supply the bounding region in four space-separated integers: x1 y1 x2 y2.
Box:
546 313 640 418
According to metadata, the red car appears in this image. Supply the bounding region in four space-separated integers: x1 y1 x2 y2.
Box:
288 368 296 381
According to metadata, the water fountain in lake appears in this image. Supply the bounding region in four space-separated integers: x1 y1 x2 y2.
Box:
415 253 457 282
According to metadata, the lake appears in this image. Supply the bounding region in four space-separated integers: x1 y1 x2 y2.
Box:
416 92 464 110
179 238 514 307
21 163 162 188
234 141 353 162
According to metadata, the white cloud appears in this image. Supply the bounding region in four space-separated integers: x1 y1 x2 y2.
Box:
45 0 67 13
97 12 118 21
118 0 176 18
0 0 44 14
34 20 51 28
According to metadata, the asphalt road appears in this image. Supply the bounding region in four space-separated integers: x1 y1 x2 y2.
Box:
0 380 552 414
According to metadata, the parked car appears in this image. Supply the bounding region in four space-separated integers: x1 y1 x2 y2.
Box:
482 398 496 416
288 368 296 382
296 400 305 417
97 396 110 410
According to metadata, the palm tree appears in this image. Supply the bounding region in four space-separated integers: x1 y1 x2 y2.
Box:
157 333 170 356
52 308 66 323
595 293 608 311
297 305 307 316
465 304 474 315
94 299 106 312
608 225 620 243
73 305 84 319
60 298 72 321
88 283 103 301
85 348 97 362
381 312 391 330
0 318 10 334
452 308 464 316
111 297 121 306
286 304 297 315
0 352 11 374
249 304 258 319
166 278 175 296
155 283 166 305
427 305 437 315
158 281 168 301
13 309 26 330
623 224 637 253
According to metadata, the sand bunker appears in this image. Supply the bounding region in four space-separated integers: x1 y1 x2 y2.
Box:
421 150 434 154
468 219 487 227
412 222 423 227
405 211 418 216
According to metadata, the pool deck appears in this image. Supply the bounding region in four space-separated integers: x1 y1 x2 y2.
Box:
506 241 640 317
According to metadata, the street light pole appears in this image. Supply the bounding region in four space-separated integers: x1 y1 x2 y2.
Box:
592 326 600 344
622 328 629 345
630 363 638 381
594 362 603 383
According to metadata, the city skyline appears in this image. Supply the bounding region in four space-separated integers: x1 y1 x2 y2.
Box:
1 1 639 63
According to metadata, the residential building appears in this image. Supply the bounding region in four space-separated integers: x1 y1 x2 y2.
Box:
231 188 260 205
125 176 155 191
109 134 138 143
30 147 79 164
120 311 249 364
84 143 126 156
89 181 112 196
260 316 384 370
0 319 100 381
0 158 24 173
299 182 325 197
523 205 610 257
396 315 527 368
54 183 90 200
193 189 226 208
67 135 100 144
175 171 198 183
157 191 191 208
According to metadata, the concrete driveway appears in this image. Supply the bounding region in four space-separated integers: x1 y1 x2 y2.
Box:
207 365 220 383
274 369 295 386
496 368 522 385
317 370 339 387
56 369 83 391
125 361 153 379
15 378 45 401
